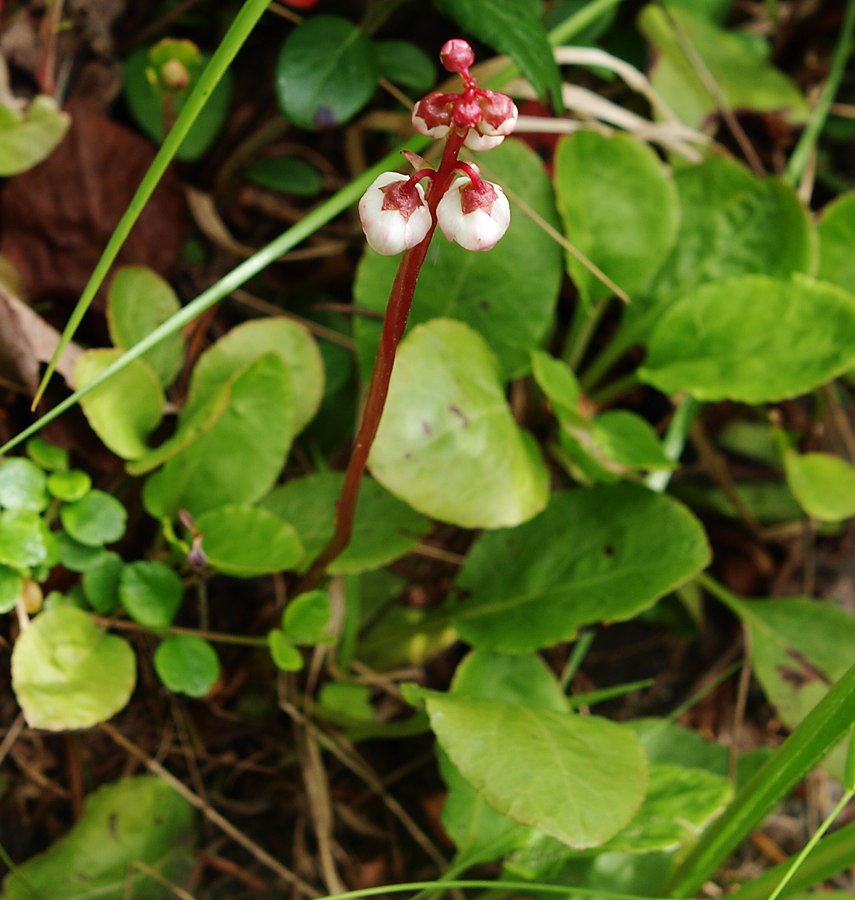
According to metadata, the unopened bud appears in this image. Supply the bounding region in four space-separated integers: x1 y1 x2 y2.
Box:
358 173 432 255
436 176 510 252
440 39 475 74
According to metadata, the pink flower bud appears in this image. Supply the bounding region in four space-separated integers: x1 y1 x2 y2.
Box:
440 39 475 75
358 173 432 255
478 91 518 137
412 91 453 139
436 176 510 252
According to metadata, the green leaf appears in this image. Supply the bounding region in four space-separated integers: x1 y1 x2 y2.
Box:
0 510 50 568
531 349 583 421
639 5 808 129
374 40 435 92
631 718 729 774
435 0 563 111
244 156 324 197
123 45 233 161
154 635 219 698
2 776 196 899
421 689 647 848
618 158 814 348
75 349 165 460
0 565 23 614
818 192 855 295
354 139 563 380
47 469 92 502
82 552 123 615
0 457 49 511
61 490 127 547
453 484 710 652
0 95 70 176
268 630 303 671
193 504 303 577
55 531 109 573
143 354 295 517
553 131 679 304
262 472 430 574
11 607 135 730
119 561 183 628
283 589 333 645
107 266 185 386
640 275 855 403
275 16 378 129
784 450 855 522
318 682 374 722
368 319 550 529
26 436 69 471
186 318 323 436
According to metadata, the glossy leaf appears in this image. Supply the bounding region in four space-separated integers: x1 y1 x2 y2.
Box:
818 192 855 295
107 266 185 386
784 451 855 522
119 561 183 628
435 0 562 110
81 552 123 615
355 139 563 380
531 349 583 421
2 776 196 898
0 565 23 614
554 131 678 304
143 354 294 517
0 95 70 176
26 437 69 471
275 16 377 129
453 484 710 651
374 40 435 92
76 350 164 460
268 630 303 671
369 319 549 529
61 491 127 547
47 470 92 502
283 589 334 645
12 607 135 730
640 275 855 403
639 5 808 128
421 689 647 848
187 318 323 436
0 458 49 512
262 472 430 574
193 504 303 577
245 156 324 197
0 510 51 568
155 635 220 698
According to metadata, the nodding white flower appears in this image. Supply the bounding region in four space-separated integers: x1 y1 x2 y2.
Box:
436 175 510 252
412 92 453 139
463 130 505 151
358 173 432 255
463 91 518 151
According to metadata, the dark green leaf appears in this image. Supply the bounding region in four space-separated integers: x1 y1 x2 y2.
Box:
244 156 324 197
155 635 219 697
374 40 435 92
82 552 123 615
119 561 183 628
283 589 334 645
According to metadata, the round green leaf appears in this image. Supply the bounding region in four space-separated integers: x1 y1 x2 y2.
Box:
244 156 324 197
354 139 563 380
119 561 183 628
276 16 378 130
82 552 123 615
818 192 855 295
0 510 50 568
784 450 855 523
187 318 323 436
268 630 303 672
554 131 678 305
143 354 295 518
61 490 127 547
0 457 49 511
154 635 219 698
368 319 549 529
107 266 185 386
47 469 92 502
75 349 165 460
454 484 710 652
283 589 333 645
123 46 232 161
11 607 135 730
262 472 430 574
55 531 109 573
640 275 855 403
2 776 196 898
374 40 435 92
26 436 69 471
0 95 70 176
0 565 22 614
193 504 303 577
422 689 647 849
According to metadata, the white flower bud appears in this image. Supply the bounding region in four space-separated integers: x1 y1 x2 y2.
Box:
358 173 432 255
436 176 510 252
463 130 505 151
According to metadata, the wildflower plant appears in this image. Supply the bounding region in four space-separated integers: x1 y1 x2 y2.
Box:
302 38 518 586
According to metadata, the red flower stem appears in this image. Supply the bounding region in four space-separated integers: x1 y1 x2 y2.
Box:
299 132 466 592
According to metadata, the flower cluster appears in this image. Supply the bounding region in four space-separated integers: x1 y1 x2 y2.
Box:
358 39 517 257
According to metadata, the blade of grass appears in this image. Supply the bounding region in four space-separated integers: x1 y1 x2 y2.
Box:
32 0 272 409
663 576 855 898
